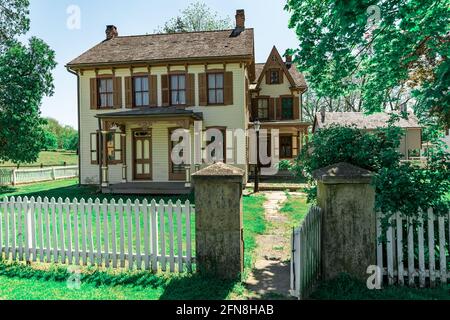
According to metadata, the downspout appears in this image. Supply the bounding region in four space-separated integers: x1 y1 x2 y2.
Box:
66 66 82 187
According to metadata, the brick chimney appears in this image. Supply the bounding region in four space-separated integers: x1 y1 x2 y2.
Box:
235 9 245 29
285 54 293 69
106 25 118 40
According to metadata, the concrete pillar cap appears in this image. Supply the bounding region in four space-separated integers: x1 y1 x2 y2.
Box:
192 162 245 180
313 162 374 184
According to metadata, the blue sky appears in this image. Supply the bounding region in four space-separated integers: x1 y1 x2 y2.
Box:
26 0 298 128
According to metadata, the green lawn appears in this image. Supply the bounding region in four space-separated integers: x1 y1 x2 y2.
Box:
0 178 193 203
0 151 78 168
0 179 266 300
280 193 310 228
310 273 450 300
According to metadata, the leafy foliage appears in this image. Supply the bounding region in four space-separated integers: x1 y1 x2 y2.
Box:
156 1 232 33
294 124 450 222
0 0 30 49
0 38 56 163
0 1 56 164
285 0 450 128
41 128 58 151
44 117 78 151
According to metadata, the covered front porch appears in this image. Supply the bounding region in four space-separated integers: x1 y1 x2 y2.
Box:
95 107 203 194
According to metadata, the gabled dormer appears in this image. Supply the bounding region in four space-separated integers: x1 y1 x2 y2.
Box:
255 46 303 90
250 46 308 123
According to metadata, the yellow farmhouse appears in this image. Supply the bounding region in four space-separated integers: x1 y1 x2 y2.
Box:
66 10 310 194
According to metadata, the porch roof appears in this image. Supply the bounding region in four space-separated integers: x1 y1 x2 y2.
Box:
95 107 203 120
249 120 311 129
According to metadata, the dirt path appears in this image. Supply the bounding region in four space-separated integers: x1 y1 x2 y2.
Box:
245 191 293 299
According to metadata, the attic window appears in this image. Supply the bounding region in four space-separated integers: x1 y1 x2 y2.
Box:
269 69 280 84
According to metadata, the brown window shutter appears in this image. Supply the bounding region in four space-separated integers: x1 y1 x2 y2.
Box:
198 73 207 106
186 74 195 106
90 78 98 109
251 98 258 120
125 76 133 108
161 74 170 106
149 75 158 107
224 71 234 105
276 98 282 120
293 96 300 120
269 98 275 120
266 70 271 85
113 77 122 109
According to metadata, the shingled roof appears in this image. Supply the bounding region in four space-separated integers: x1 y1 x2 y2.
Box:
67 29 255 67
313 112 421 131
254 62 307 88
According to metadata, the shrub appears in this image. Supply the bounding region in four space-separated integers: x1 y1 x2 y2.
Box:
293 123 450 225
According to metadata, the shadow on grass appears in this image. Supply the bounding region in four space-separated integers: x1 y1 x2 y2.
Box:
310 273 450 300
160 273 239 300
1 182 194 204
0 186 16 194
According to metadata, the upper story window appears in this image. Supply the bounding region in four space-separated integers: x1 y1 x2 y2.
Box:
208 73 224 105
170 74 186 105
98 78 114 108
257 99 269 120
269 69 281 84
133 76 149 107
281 97 294 120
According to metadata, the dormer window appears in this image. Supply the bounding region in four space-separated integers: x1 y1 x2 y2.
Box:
269 69 281 85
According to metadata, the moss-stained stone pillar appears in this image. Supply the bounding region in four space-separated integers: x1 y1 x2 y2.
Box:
313 162 376 281
192 162 244 280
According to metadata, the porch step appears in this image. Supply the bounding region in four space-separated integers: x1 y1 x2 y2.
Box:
103 182 192 195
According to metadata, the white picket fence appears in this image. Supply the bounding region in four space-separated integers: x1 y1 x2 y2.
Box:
290 206 322 299
377 209 450 287
0 166 79 186
0 196 195 273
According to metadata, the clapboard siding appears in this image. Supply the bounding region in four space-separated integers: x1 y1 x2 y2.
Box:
79 64 248 186
0 196 195 272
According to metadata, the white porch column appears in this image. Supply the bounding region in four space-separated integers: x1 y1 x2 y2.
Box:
101 130 109 187
121 132 127 183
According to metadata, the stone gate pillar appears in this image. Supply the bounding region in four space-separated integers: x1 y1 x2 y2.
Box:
192 162 244 280
313 162 376 281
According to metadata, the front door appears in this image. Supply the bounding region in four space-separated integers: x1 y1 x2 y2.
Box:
133 130 152 180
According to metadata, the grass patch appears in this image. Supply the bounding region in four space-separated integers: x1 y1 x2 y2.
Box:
0 151 78 168
280 193 310 228
0 261 240 300
242 194 267 274
310 273 450 300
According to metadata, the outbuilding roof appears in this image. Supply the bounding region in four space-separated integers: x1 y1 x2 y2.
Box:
313 112 421 131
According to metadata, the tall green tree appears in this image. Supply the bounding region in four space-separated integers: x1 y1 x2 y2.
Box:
285 0 449 127
156 1 232 33
0 0 30 48
43 117 78 151
0 0 56 164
